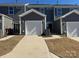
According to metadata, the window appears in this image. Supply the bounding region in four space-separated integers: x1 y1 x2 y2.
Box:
39 8 45 14
55 8 62 17
62 8 70 15
70 8 78 11
8 7 14 15
0 7 8 14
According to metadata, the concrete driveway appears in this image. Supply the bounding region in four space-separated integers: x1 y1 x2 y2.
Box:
1 35 51 58
69 37 79 42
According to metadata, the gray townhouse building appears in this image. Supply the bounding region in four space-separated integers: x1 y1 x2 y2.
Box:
0 4 79 37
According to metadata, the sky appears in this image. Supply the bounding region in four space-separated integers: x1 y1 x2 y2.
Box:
0 0 79 5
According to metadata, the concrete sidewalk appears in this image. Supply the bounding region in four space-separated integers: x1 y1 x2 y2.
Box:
0 35 15 41
1 35 51 58
43 35 61 40
69 37 79 42
49 52 59 58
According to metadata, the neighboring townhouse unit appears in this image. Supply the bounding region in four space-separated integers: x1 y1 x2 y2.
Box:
55 10 79 37
0 4 25 34
0 14 13 36
27 4 79 35
0 4 79 36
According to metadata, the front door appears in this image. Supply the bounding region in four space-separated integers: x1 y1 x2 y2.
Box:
14 24 20 34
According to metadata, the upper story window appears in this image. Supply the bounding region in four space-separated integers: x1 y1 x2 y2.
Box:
70 8 74 11
8 7 14 15
62 8 70 15
55 8 62 17
39 8 45 14
70 8 78 11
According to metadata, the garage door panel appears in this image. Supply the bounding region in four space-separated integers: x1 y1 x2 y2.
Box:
25 21 42 35
67 22 79 37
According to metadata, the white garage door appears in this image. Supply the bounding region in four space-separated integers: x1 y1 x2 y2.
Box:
67 22 79 37
25 21 42 35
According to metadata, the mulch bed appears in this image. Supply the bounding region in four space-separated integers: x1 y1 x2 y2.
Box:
0 35 24 56
45 37 79 58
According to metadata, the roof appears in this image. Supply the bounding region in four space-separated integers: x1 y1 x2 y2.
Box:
56 9 79 20
19 9 46 17
0 4 24 6
0 4 79 8
0 13 13 20
27 4 79 8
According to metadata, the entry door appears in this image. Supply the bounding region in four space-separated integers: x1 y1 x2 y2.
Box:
25 21 42 35
67 22 79 37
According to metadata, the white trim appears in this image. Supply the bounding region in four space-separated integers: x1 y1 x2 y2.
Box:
25 21 27 35
2 16 5 36
19 9 46 17
19 17 21 34
45 16 47 29
62 9 79 18
56 9 79 20
66 22 68 37
60 18 63 34
25 20 43 35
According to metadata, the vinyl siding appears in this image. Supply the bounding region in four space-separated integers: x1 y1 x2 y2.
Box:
21 12 44 20
54 19 61 34
4 15 13 35
62 13 79 22
21 12 45 34
0 16 3 36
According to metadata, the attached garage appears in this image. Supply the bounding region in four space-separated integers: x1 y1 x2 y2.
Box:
19 9 46 35
67 22 79 37
25 21 42 35
55 9 79 37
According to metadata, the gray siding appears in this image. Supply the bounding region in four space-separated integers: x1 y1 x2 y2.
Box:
62 8 70 15
0 16 2 36
54 19 61 34
62 13 79 22
3 15 13 36
4 15 13 29
0 6 8 15
21 12 44 20
0 16 2 29
21 12 45 34
0 6 24 24
60 12 79 35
